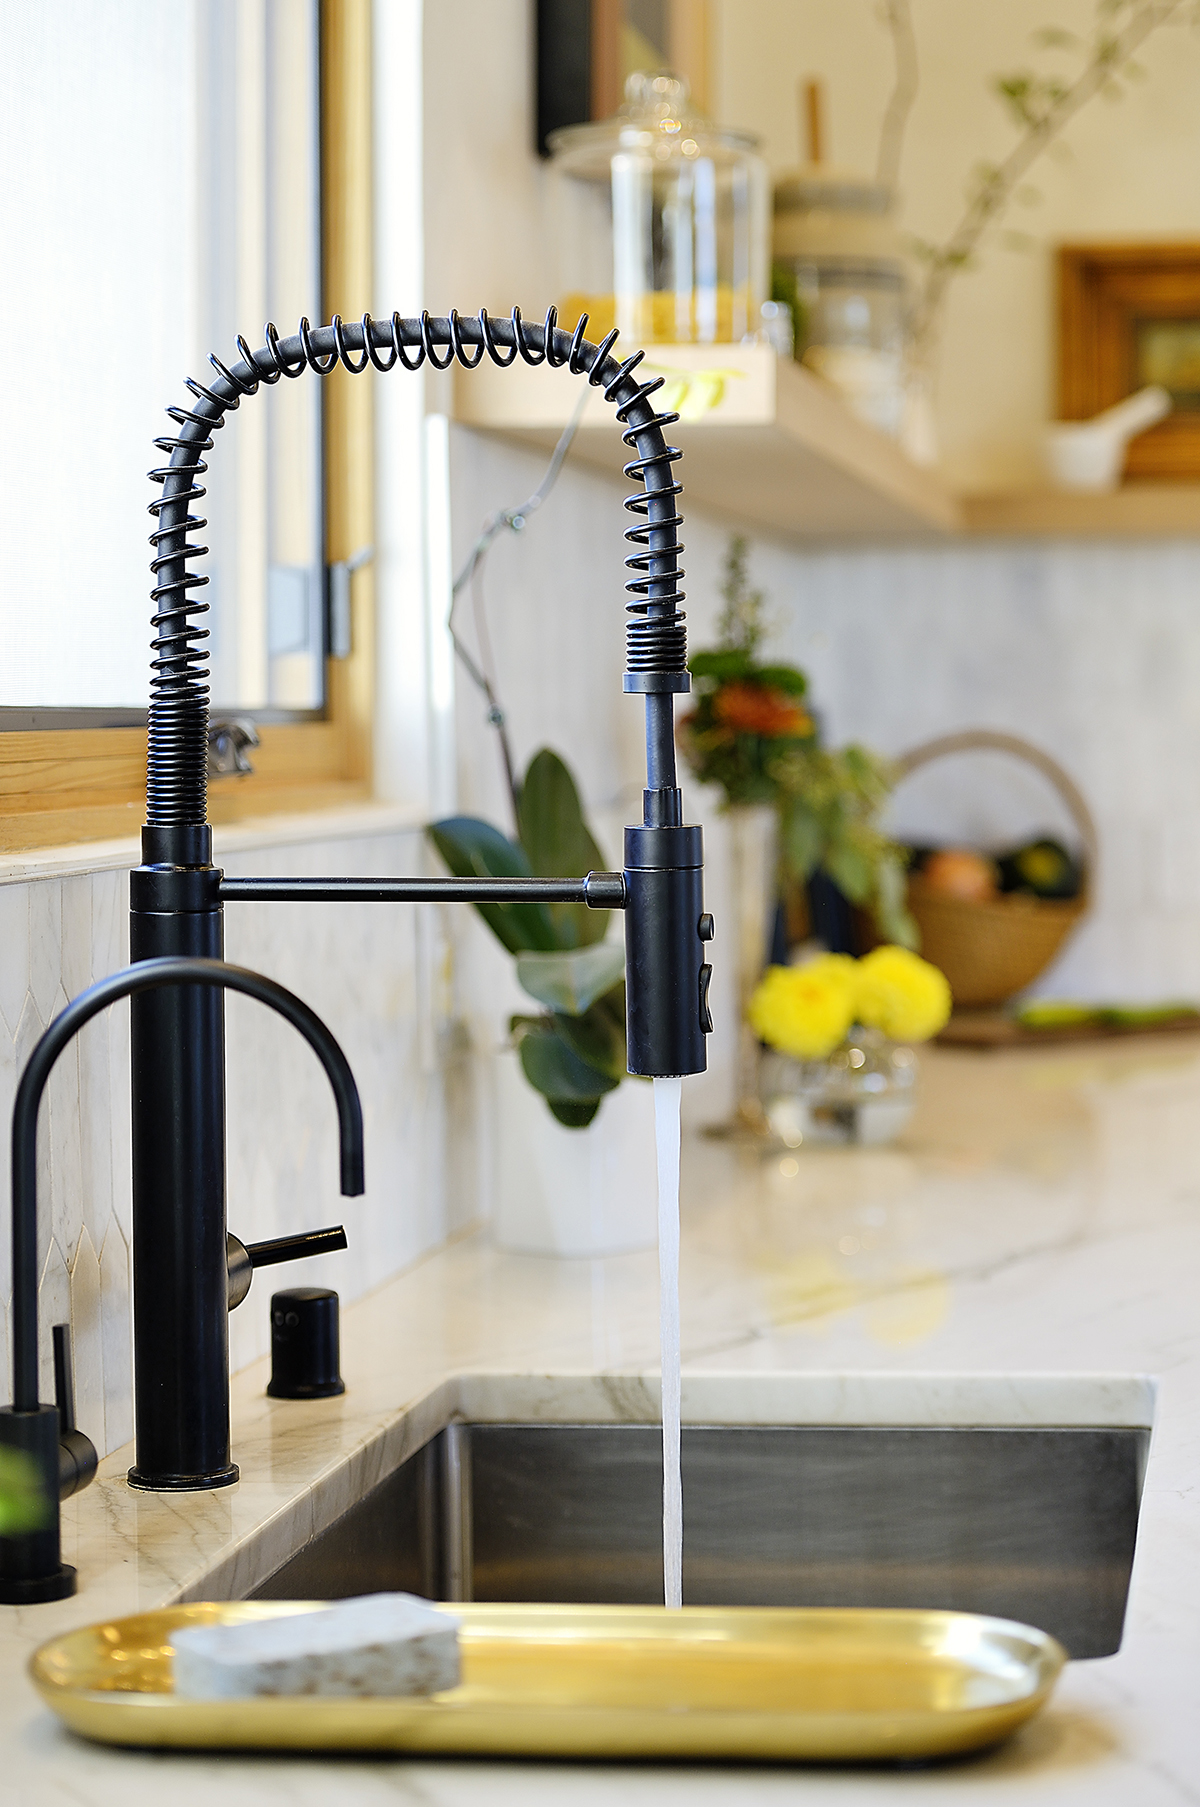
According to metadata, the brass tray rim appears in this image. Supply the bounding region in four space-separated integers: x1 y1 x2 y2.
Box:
31 1600 1067 1764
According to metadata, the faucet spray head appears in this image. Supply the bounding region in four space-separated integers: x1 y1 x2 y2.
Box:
623 787 712 1079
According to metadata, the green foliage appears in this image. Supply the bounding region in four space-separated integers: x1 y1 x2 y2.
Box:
517 749 609 949
427 817 558 954
553 984 627 1082
0 1446 51 1536
770 261 808 353
516 941 626 1015
716 534 767 654
429 748 625 1128
680 539 815 810
907 0 1191 358
994 72 1070 130
679 537 915 948
770 743 917 948
511 1011 621 1128
689 647 755 682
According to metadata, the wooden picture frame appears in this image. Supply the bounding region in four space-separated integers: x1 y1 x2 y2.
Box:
1059 243 1200 481
536 0 711 156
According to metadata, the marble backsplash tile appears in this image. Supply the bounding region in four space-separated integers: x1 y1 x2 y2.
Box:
0 824 481 1459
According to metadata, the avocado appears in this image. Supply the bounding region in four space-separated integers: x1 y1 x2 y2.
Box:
996 837 1082 900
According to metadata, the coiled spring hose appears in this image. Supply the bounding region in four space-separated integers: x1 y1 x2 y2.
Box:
148 307 687 828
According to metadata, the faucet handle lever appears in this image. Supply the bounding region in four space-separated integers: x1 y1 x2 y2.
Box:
227 1226 348 1311
52 1324 98 1500
52 1324 75 1436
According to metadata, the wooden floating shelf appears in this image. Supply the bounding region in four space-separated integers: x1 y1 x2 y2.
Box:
962 484 1200 538
453 345 1200 545
453 343 961 544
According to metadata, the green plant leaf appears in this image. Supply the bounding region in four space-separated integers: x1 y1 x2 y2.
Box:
689 648 754 681
553 983 627 1081
427 816 559 953
548 1097 602 1127
783 803 823 878
752 663 809 695
823 839 875 905
518 748 606 876
873 852 919 949
516 941 625 1015
517 749 609 949
0 1447 51 1536
515 1017 620 1104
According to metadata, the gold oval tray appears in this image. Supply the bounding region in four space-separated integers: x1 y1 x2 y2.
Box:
30 1600 1065 1763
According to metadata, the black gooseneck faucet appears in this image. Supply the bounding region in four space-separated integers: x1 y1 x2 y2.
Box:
1 308 711 1598
0 956 363 1603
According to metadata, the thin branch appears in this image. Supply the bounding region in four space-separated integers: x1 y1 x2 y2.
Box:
876 0 919 189
446 386 589 829
912 0 1185 359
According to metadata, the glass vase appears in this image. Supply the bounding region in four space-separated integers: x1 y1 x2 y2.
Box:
728 803 779 1125
759 1027 917 1148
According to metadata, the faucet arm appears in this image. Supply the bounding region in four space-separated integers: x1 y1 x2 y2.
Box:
10 956 363 1414
217 872 628 907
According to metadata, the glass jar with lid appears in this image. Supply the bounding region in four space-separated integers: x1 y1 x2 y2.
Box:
547 72 769 346
773 173 910 437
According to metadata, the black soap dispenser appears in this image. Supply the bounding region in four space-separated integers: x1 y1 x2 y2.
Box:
267 1287 345 1399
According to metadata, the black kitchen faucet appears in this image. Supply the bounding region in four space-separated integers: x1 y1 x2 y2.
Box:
0 309 712 1601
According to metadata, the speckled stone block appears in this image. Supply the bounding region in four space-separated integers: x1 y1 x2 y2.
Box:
171 1594 462 1699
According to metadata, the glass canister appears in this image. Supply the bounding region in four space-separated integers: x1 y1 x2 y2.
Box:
772 173 910 437
547 72 769 346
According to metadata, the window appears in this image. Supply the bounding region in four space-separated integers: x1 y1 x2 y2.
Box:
0 0 371 848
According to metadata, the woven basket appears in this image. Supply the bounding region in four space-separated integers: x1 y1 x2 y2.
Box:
895 731 1097 1009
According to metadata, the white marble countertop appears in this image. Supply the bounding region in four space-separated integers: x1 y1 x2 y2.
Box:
4 1039 1200 1804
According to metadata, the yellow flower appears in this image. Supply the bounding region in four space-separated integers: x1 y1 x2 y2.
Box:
854 945 951 1043
748 962 857 1060
802 952 859 990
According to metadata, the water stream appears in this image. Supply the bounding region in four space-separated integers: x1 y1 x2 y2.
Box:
653 1075 683 1609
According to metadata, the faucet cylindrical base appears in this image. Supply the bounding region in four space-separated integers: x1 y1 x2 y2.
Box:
128 865 235 1491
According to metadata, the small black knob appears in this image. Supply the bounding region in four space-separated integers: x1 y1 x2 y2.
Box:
698 913 715 941
267 1287 345 1399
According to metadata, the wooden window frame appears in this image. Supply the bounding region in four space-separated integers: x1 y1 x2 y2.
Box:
0 0 374 856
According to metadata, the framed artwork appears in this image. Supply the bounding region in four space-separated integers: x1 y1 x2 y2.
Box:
1059 243 1200 481
536 0 711 156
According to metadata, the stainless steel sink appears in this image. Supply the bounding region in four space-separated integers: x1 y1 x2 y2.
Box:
249 1419 1148 1657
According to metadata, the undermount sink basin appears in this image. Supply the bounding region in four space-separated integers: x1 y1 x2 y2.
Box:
242 1374 1153 1660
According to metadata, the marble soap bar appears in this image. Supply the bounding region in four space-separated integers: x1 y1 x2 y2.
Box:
171 1593 461 1700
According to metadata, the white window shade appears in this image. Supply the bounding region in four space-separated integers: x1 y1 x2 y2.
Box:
0 0 322 717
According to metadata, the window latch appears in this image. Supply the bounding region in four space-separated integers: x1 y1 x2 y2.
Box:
328 545 374 660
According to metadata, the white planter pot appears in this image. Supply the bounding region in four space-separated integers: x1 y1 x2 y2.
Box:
491 1050 658 1257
